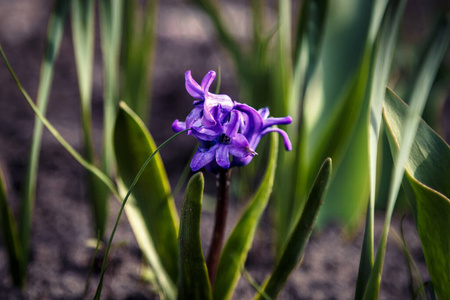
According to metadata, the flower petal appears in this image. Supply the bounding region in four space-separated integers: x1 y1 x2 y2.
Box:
261 127 292 151
258 107 270 119
172 120 186 132
224 110 240 137
190 145 217 171
201 70 216 92
263 116 293 128
229 134 256 158
185 71 204 99
191 127 220 141
185 105 204 129
215 145 230 169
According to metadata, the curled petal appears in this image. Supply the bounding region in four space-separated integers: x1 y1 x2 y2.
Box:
216 145 230 169
224 110 240 137
201 70 216 92
190 145 217 171
229 134 256 158
185 106 204 129
172 120 186 132
263 116 292 128
258 107 270 119
261 127 292 151
185 71 204 99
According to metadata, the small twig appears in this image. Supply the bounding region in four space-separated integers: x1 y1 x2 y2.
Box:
207 168 231 286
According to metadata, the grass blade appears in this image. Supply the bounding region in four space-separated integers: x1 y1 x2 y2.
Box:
20 0 69 273
258 158 331 299
121 0 158 121
0 165 24 287
99 0 123 174
71 0 109 237
213 133 279 300
354 0 407 297
178 173 212 300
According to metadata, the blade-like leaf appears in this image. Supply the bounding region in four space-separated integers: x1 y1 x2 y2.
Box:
178 172 212 300
363 14 449 299
100 0 123 173
121 0 158 121
0 165 24 287
71 0 108 237
383 92 450 300
258 158 332 299
354 0 407 297
114 101 179 282
20 0 69 271
213 133 279 300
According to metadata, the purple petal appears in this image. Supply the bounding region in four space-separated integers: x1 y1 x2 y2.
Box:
216 145 230 169
172 120 186 132
201 71 216 92
263 116 293 128
190 146 217 171
224 110 240 137
229 134 257 158
185 106 204 129
185 71 204 99
258 107 270 119
191 127 220 141
261 128 292 151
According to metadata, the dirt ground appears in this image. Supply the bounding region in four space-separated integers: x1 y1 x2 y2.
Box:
0 1 447 299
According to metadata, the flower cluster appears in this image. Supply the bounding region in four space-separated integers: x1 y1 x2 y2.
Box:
173 70 292 173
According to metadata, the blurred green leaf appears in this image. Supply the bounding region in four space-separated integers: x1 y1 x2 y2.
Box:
213 133 279 300
21 0 69 271
114 102 179 283
100 0 123 173
353 0 407 297
274 0 329 256
178 173 212 300
0 165 24 287
71 0 109 237
121 0 158 121
383 92 450 300
364 14 449 299
258 158 331 299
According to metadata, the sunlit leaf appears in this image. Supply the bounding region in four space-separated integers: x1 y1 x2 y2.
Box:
383 91 450 300
114 102 179 283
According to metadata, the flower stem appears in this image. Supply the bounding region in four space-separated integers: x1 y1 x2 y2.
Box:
207 168 231 286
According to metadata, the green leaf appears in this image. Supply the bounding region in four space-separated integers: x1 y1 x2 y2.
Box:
213 133 279 300
71 0 108 237
121 0 158 122
114 101 179 283
21 0 69 271
258 158 332 299
0 165 24 287
100 0 123 173
363 15 449 299
353 0 407 297
178 173 212 300
383 92 450 300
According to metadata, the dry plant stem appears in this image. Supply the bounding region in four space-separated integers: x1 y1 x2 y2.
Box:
207 168 231 286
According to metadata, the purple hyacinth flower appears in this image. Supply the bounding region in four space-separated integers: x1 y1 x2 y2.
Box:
232 103 292 167
184 70 234 127
189 110 257 172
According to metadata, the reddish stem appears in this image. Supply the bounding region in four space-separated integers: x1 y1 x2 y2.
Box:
207 168 231 286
